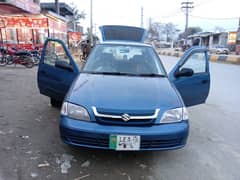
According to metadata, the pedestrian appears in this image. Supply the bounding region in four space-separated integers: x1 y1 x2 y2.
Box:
81 41 87 60
85 40 91 58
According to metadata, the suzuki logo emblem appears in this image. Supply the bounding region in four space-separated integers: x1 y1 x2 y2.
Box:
121 114 131 122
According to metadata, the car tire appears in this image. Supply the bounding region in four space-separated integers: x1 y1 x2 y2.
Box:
50 98 62 108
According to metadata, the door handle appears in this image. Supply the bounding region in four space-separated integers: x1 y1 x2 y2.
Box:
201 80 208 84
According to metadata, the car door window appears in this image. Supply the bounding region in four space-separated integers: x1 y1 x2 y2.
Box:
44 41 71 66
180 52 206 73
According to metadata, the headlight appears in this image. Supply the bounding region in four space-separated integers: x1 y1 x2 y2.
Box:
61 102 90 121
160 107 188 124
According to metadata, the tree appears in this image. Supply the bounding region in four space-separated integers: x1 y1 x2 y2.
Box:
186 27 202 35
148 21 178 42
69 2 86 31
162 23 178 42
214 26 225 33
147 22 162 40
178 27 202 39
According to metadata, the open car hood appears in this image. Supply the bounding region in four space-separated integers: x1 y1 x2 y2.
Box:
99 25 146 42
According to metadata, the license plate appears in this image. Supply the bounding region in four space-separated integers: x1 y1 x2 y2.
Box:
109 135 140 151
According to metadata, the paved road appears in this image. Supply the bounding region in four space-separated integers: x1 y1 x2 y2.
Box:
0 57 239 180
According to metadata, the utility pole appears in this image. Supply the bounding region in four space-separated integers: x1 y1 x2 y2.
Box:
55 0 60 15
90 0 93 46
141 6 144 28
181 1 194 43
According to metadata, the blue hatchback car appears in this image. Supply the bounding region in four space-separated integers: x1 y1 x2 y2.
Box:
37 25 210 151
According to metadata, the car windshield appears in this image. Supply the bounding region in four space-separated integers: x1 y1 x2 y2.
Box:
83 44 166 76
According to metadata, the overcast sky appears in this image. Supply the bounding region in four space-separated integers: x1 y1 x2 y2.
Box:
41 0 239 32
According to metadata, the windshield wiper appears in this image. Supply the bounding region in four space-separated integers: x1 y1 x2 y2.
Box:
82 71 166 77
137 73 166 77
82 71 135 76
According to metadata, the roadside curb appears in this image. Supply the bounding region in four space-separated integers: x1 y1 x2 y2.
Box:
158 50 240 65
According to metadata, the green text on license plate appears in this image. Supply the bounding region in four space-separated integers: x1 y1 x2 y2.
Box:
109 135 140 151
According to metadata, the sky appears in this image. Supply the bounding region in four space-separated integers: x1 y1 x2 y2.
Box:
41 0 239 33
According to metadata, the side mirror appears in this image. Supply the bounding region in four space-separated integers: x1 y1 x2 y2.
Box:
55 60 73 71
174 68 194 78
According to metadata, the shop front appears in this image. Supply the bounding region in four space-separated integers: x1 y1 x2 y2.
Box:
68 32 82 48
0 14 67 50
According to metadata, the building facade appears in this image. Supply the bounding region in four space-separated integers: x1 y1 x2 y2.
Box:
0 0 40 14
0 1 71 49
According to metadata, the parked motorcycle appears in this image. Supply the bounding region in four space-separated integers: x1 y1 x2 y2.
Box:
5 47 34 68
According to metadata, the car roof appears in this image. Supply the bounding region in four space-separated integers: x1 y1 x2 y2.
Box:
99 40 152 47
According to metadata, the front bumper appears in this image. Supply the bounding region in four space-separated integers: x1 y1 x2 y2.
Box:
60 116 189 151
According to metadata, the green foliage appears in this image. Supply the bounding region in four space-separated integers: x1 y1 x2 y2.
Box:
70 2 86 23
147 22 178 42
178 27 203 39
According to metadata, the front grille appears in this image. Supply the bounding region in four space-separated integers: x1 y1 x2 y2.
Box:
62 129 109 148
69 135 109 148
61 128 185 150
93 107 158 126
140 138 184 149
95 117 155 126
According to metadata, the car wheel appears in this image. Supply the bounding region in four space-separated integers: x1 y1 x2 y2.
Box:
50 98 62 108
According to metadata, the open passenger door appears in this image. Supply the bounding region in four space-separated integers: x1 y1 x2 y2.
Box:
169 47 210 107
37 39 80 104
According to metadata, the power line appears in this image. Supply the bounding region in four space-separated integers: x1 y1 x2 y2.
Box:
147 0 209 20
162 10 182 19
189 15 239 20
193 0 214 8
154 0 210 20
